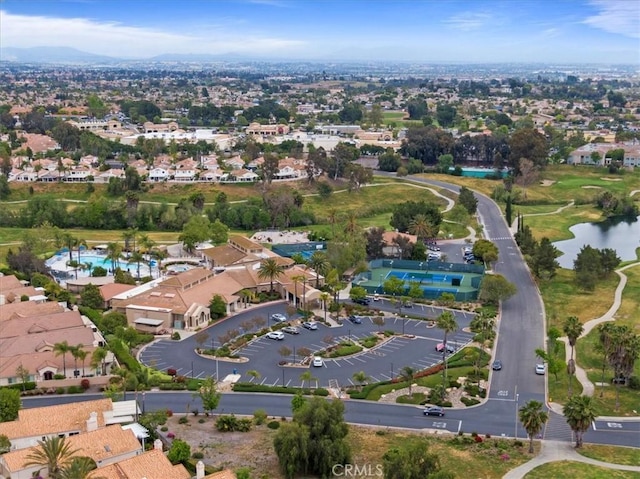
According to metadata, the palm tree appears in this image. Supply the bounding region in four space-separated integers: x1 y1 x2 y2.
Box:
319 292 330 323
326 208 340 237
519 400 549 453
299 370 316 389
128 250 146 280
91 347 108 376
308 251 330 288
246 370 261 382
563 316 584 397
291 274 306 308
400 366 415 395
122 227 138 252
150 247 168 278
75 237 87 264
470 310 495 350
436 310 458 396
563 395 598 448
69 344 85 377
60 232 77 264
59 456 98 479
257 258 285 295
352 371 370 391
24 435 79 479
66 259 80 280
53 340 71 377
408 213 433 241
75 348 88 377
105 242 122 274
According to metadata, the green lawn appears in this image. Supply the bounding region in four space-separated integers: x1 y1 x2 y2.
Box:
524 461 640 478
577 444 640 466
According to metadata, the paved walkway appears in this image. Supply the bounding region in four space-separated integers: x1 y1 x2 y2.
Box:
503 440 640 478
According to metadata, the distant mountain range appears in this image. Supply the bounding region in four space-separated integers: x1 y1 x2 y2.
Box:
0 47 257 64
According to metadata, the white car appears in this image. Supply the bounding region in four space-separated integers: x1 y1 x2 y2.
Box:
271 313 287 323
312 356 324 367
266 331 285 340
535 363 546 375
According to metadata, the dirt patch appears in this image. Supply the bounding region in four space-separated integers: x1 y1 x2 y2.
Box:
581 185 602 189
166 415 283 477
600 177 623 181
540 180 555 186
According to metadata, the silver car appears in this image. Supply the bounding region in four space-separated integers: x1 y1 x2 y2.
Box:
266 331 285 340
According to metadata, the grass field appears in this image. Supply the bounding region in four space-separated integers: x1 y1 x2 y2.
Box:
524 461 640 478
577 444 640 466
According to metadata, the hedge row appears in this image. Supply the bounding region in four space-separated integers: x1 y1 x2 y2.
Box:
109 339 141 372
0 382 37 391
232 382 329 396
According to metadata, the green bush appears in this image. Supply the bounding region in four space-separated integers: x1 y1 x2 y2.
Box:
215 415 252 432
628 376 640 390
158 382 187 391
253 409 267 425
109 339 141 372
179 417 189 424
171 332 181 340
461 396 481 407
161 426 169 432
0 382 36 392
56 387 66 394
66 385 83 394
267 420 280 430
328 343 363 358
232 383 328 396
360 336 380 348
192 451 204 459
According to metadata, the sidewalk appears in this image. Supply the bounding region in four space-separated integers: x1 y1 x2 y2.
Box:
503 440 640 478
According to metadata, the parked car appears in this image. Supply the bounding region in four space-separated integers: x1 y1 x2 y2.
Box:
535 363 546 375
302 321 318 330
427 244 441 251
612 375 627 385
492 360 503 371
423 406 445 417
312 356 324 367
271 313 287 323
266 331 285 340
353 297 370 305
282 326 300 335
373 294 380 301
436 343 455 353
348 315 362 324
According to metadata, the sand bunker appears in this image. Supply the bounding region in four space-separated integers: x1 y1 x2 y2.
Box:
540 180 555 187
582 185 602 189
601 177 623 181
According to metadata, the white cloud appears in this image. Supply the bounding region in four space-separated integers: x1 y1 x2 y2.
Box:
583 0 640 38
443 11 492 31
0 10 306 58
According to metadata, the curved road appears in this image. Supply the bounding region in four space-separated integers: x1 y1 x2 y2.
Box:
22 174 639 448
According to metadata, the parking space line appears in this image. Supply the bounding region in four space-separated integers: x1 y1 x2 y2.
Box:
379 373 391 380
331 360 341 367
370 375 381 382
353 357 367 363
342 358 354 365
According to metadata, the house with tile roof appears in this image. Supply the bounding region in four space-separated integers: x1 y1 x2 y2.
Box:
0 425 143 479
0 398 138 451
88 448 190 479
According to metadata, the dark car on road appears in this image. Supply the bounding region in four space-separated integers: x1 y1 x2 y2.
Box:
423 406 445 417
492 360 503 371
348 315 362 324
353 297 371 305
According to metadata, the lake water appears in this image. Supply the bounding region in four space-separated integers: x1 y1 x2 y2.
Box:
553 216 640 269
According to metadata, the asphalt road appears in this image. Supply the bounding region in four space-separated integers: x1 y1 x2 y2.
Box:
21 174 639 449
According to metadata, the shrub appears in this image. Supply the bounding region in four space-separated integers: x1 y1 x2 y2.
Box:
66 385 83 394
253 409 267 425
167 432 175 439
56 387 66 394
215 415 252 432
179 417 189 424
267 420 280 430
198 418 205 424
161 426 169 432
166 409 173 417
461 397 481 407
167 368 177 377
54 374 65 380
109 339 141 372
628 376 640 390
514 440 524 448
192 451 204 459
80 379 91 390
171 332 181 340
474 435 483 443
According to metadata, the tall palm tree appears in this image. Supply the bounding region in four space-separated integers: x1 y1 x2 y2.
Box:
53 340 71 377
24 435 79 479
597 322 616 397
519 400 549 453
436 310 458 396
91 347 108 376
150 248 168 278
69 345 85 377
563 316 584 397
257 258 285 295
60 232 77 264
74 347 88 377
66 260 80 280
128 250 146 280
563 394 598 448
319 292 330 323
105 242 122 274
400 366 415 395
291 274 306 308
122 227 138 252
75 237 87 264
308 251 330 288
326 208 340 237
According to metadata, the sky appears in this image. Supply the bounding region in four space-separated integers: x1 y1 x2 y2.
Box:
1 0 639 63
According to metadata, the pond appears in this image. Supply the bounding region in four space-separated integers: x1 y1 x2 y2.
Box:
553 215 640 269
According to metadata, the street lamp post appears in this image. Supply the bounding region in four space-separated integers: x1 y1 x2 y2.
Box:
515 389 520 439
282 368 285 387
391 363 394 378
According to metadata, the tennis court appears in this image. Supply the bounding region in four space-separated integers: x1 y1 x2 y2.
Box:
385 270 464 285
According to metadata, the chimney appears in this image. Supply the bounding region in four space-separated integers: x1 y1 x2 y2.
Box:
196 461 205 479
153 439 163 451
86 411 98 432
